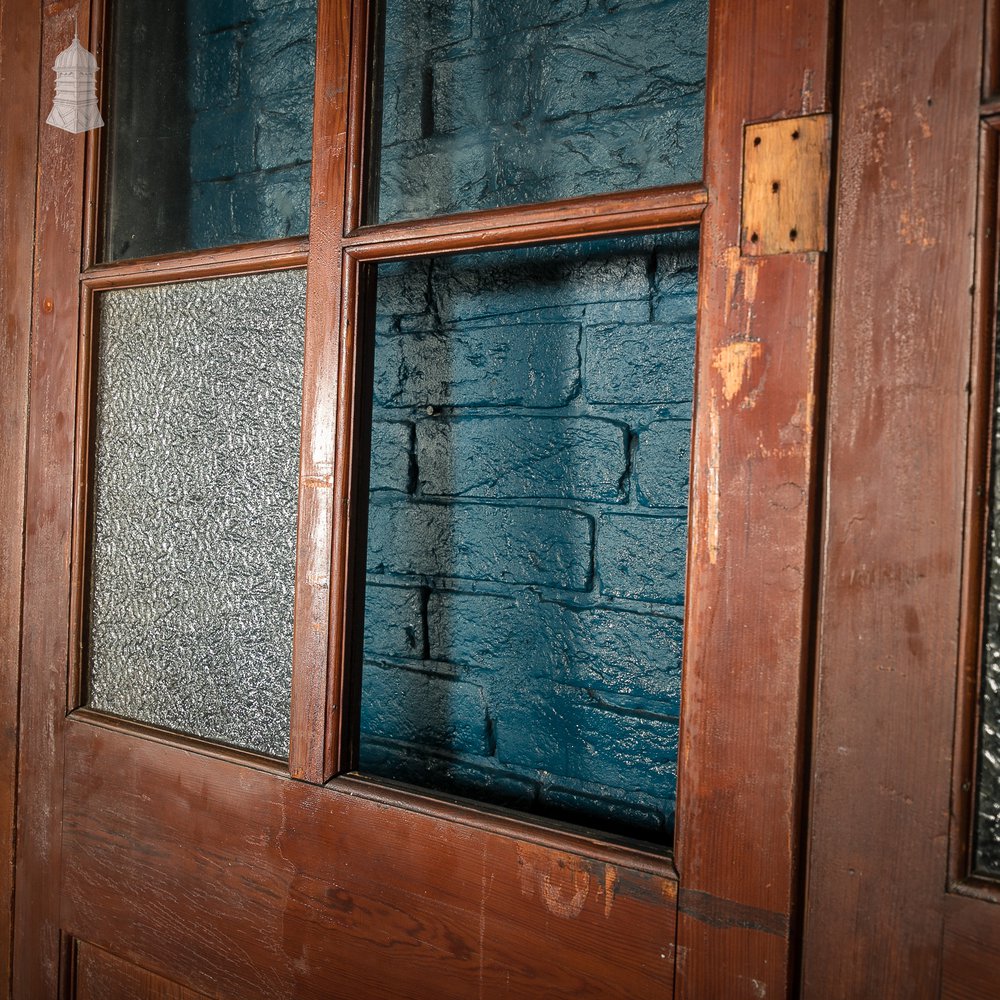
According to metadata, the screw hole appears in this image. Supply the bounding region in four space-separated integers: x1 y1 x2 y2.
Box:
750 232 759 243
791 130 800 140
753 136 761 147
772 181 780 193
789 228 798 241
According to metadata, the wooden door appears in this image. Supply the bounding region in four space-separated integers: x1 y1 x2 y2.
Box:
801 1 1000 998
10 1 834 998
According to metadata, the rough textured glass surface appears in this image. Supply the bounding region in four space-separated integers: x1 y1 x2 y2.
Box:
86 270 306 758
977 346 1000 876
359 230 698 841
101 0 316 261
370 0 708 224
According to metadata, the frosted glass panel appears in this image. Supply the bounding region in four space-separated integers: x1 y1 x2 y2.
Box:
359 231 698 840
977 347 1000 876
86 270 306 758
370 0 708 224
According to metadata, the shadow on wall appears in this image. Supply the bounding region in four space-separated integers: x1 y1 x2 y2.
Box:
359 231 699 842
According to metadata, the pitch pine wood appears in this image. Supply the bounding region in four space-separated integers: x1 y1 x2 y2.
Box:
673 1 833 996
801 1 985 997
0 0 41 995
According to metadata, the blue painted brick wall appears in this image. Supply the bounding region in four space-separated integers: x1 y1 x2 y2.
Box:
360 230 699 840
375 0 709 222
186 0 315 249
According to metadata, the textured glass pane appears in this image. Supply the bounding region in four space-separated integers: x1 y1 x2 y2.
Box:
101 0 316 261
370 0 708 224
977 346 1000 876
86 270 306 758
359 231 698 841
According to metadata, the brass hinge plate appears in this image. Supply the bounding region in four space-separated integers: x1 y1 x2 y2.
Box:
741 113 832 256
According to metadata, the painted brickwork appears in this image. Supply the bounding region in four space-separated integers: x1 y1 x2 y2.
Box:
375 0 708 222
360 231 699 839
185 0 315 249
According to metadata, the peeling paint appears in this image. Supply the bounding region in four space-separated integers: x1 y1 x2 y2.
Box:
707 404 720 565
516 845 592 920
603 866 617 919
712 339 763 403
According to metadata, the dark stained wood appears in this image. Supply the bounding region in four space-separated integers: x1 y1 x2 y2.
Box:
673 1 833 996
950 120 1000 891
800 1 984 997
74 941 212 1000
13 3 91 996
0 0 41 994
81 237 308 289
941 893 1000 1000
62 721 678 1000
287 0 352 784
346 183 707 261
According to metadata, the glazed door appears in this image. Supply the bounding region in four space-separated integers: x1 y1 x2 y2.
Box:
801 2 1000 998
13 1 834 998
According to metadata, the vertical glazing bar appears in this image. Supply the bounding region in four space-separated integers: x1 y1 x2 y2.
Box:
289 0 359 781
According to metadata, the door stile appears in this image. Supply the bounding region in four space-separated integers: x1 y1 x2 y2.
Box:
14 2 92 994
288 0 355 783
801 1 984 996
673 1 834 997
0 0 42 995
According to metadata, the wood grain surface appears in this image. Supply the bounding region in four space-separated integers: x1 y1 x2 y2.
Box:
62 721 678 1000
0 0 41 996
801 1 985 997
673 1 833 995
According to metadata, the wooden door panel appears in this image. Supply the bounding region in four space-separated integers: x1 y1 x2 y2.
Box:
74 942 211 1000
61 721 677 1000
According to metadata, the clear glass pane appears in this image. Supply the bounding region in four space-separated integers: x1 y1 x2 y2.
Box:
100 0 317 262
86 269 306 758
369 0 709 225
359 230 698 841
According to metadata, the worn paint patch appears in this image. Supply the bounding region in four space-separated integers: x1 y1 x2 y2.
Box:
603 866 618 918
713 340 763 403
707 404 721 565
516 844 593 920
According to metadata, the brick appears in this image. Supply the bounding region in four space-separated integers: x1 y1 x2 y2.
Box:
254 93 315 170
372 322 580 409
597 512 687 604
376 138 495 223
537 1 707 121
369 420 412 492
585 321 695 405
362 584 423 661
360 663 489 754
490 682 679 797
358 737 538 808
189 108 255 181
635 419 691 508
652 233 700 324
429 246 651 327
189 31 241 111
231 163 311 240
431 41 532 135
188 0 251 34
416 416 626 501
478 0 589 39
427 591 683 706
366 501 593 590
243 5 316 96
538 776 669 838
